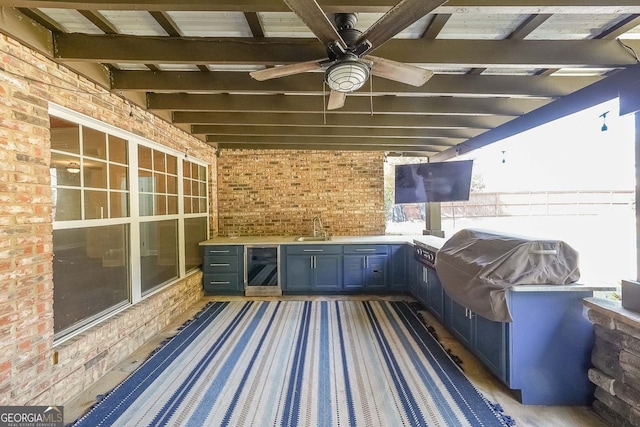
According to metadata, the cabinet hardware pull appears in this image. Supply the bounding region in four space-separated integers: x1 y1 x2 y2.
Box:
303 249 324 252
210 263 231 267
208 250 230 253
210 281 231 285
356 249 376 252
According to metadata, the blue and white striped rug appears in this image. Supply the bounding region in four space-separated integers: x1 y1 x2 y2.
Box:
72 300 515 426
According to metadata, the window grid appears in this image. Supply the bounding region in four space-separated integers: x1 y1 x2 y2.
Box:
50 106 209 342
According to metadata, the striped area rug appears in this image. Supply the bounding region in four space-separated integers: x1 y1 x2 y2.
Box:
72 301 514 426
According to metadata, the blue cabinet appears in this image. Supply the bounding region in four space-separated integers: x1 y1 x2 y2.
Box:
415 262 445 323
448 297 508 383
343 245 389 291
283 245 342 292
390 244 409 291
201 245 244 295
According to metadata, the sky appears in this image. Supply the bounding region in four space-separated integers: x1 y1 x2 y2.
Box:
461 98 636 193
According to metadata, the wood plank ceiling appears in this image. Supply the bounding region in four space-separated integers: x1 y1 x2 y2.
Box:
1 1 640 159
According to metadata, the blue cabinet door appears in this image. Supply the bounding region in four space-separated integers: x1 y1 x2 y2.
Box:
343 255 366 290
416 265 429 307
285 255 313 291
313 255 342 291
449 298 473 348
474 314 508 383
390 244 407 290
343 254 388 290
427 268 444 322
365 255 388 290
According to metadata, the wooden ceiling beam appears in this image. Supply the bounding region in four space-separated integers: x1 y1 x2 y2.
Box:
7 1 640 14
173 111 514 129
54 34 638 68
207 135 462 146
216 142 441 153
147 93 548 115
118 72 599 98
193 125 484 139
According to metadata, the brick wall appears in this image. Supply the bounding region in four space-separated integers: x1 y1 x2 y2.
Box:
217 149 386 236
0 33 214 405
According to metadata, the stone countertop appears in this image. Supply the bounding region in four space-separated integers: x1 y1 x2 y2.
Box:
200 234 439 246
584 297 640 327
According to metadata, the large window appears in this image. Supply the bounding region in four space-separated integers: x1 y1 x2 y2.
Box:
50 106 209 341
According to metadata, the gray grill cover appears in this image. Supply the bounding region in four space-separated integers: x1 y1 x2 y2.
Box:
435 229 580 322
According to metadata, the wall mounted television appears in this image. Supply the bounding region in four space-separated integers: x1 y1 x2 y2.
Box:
394 160 473 204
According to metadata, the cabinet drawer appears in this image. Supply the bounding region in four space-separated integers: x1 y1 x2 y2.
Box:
203 273 241 290
203 255 239 273
343 244 388 254
203 245 241 256
285 245 342 255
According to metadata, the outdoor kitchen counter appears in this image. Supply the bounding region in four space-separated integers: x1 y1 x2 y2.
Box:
200 234 440 246
199 235 614 292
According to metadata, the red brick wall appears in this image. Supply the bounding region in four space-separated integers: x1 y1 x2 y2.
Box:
217 149 386 237
0 34 214 405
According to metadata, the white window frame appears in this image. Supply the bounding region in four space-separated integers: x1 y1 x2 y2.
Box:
50 104 209 344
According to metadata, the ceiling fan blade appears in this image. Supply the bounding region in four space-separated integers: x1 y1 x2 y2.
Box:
283 0 347 50
366 55 434 87
249 59 325 81
355 0 449 54
327 90 346 110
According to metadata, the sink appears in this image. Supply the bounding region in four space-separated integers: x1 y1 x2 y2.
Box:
294 236 331 242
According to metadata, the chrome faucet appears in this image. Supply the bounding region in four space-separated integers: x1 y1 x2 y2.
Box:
313 216 324 237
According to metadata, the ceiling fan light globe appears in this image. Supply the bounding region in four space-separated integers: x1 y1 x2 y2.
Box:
325 61 370 93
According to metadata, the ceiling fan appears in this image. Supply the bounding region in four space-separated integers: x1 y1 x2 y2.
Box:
249 0 448 110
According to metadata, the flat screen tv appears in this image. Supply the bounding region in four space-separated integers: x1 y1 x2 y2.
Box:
394 160 473 204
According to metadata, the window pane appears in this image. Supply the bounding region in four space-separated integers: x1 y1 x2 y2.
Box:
191 180 199 197
83 127 107 160
140 220 178 293
138 170 153 192
199 198 207 213
153 150 166 172
183 178 191 196
110 192 129 218
84 160 107 189
53 225 129 336
185 217 207 271
166 155 177 175
155 194 166 215
138 145 152 170
109 135 127 164
53 188 81 221
184 197 192 214
85 190 108 219
183 160 191 178
50 153 81 187
198 165 207 180
167 175 177 195
139 193 153 216
167 195 178 215
199 181 206 197
109 164 128 190
50 118 80 154
155 172 167 193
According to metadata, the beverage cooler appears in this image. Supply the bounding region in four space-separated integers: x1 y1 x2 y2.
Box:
244 245 282 296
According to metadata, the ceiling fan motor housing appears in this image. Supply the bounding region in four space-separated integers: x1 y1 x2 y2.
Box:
324 13 371 93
